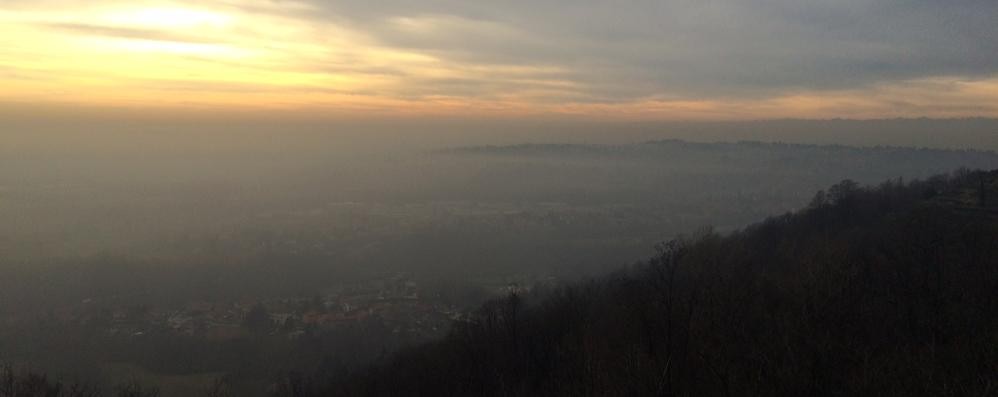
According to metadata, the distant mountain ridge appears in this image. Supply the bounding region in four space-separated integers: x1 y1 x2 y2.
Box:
444 139 998 159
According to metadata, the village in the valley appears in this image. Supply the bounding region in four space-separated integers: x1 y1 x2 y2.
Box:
29 273 554 343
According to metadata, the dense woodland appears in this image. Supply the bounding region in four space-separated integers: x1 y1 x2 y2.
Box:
286 168 998 396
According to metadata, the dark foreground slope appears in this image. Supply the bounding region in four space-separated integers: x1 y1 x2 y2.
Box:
301 169 998 397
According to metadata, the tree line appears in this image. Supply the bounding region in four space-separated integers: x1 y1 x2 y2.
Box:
295 168 998 396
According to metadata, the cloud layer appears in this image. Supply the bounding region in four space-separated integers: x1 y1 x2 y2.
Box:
0 0 996 118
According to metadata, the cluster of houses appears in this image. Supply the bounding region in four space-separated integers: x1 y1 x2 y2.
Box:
41 273 472 341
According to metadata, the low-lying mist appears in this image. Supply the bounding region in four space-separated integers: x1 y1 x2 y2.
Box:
2 119 997 304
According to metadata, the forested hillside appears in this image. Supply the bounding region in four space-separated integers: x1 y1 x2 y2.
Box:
301 168 998 396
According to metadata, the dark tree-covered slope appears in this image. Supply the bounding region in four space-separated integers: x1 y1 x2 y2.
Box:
301 169 998 397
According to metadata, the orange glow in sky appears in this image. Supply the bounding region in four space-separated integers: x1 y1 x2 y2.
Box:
1 0 996 120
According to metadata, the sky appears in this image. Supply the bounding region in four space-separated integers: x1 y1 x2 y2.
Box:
1 0 997 120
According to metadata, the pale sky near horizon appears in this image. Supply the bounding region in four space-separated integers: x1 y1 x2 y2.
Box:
1 0 997 120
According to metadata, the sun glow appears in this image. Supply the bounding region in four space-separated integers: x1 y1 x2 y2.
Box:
0 1 418 108
81 5 240 56
98 6 232 29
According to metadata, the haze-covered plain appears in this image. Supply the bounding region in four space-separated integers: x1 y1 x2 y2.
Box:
3 119 998 298
1 118 997 395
